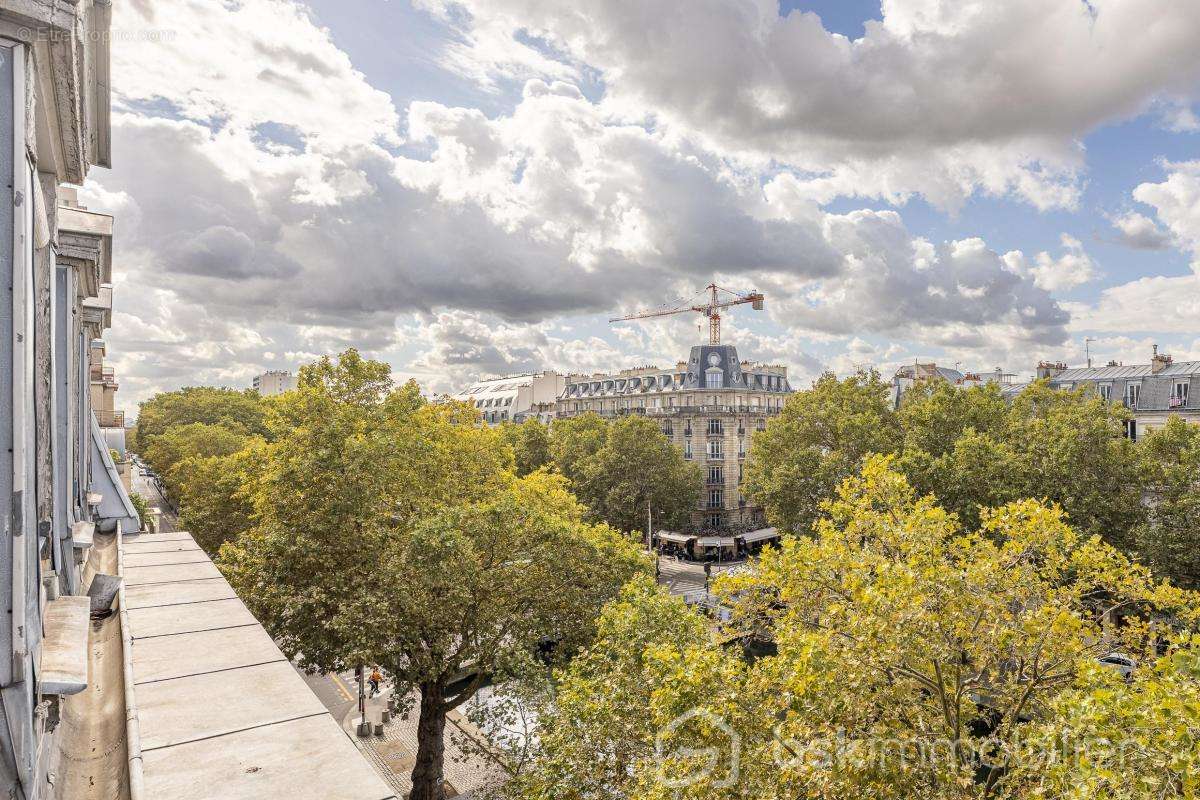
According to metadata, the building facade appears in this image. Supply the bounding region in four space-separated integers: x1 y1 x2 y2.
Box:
253 369 299 396
556 343 791 531
1035 346 1200 440
454 370 566 425
0 4 143 796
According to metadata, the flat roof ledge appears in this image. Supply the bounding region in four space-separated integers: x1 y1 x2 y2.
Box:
40 596 92 695
87 491 103 508
72 520 95 550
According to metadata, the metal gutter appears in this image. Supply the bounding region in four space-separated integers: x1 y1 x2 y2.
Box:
116 530 145 799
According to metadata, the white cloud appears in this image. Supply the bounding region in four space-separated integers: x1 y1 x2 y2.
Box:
1110 211 1173 251
1131 160 1200 267
1003 234 1098 292
419 0 1200 210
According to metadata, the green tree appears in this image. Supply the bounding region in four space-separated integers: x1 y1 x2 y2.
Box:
142 422 257 498
548 412 609 486
1005 381 1144 548
565 415 702 534
1133 416 1200 588
506 458 1200 800
500 418 552 476
133 385 268 451
175 443 266 555
742 370 901 534
220 350 647 800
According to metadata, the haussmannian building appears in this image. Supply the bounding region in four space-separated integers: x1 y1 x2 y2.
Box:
555 343 791 533
1025 345 1200 441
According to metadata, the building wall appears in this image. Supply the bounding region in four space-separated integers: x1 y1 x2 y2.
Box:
253 370 299 396
555 345 790 531
1 7 123 796
455 370 566 426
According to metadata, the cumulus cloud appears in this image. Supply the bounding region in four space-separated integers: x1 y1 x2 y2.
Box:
417 0 1200 210
1111 211 1174 251
1002 234 1098 292
1130 160 1200 266
90 0 1200 407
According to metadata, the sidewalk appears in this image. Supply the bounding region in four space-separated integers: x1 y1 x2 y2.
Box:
340 682 501 799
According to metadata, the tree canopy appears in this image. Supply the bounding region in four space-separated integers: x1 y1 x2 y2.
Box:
219 350 648 800
547 414 702 534
132 385 269 452
745 374 1145 550
504 458 1200 800
500 418 553 477
1133 416 1200 589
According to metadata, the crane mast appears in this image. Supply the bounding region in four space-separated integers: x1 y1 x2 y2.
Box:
609 283 765 345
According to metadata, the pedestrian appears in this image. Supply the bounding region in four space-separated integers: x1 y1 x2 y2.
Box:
368 667 383 698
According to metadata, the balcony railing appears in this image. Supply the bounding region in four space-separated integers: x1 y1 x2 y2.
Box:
1169 396 1186 408
95 409 125 428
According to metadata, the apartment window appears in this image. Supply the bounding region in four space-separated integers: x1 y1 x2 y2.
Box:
1172 381 1190 408
707 418 722 435
684 441 693 459
756 419 766 431
705 369 724 389
662 423 674 437
706 513 722 528
684 423 693 437
708 466 723 484
1126 383 1140 408
1098 384 1111 401
1125 418 1138 442
708 489 723 509
707 440 722 459
738 440 746 459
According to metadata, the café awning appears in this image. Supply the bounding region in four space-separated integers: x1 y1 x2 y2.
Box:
654 530 695 545
739 527 780 544
696 536 736 548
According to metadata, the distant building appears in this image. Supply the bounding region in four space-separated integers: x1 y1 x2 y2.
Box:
453 370 566 425
253 369 299 396
891 362 1015 407
556 343 791 534
1029 346 1200 441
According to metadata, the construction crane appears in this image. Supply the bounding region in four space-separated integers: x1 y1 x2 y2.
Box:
609 283 765 345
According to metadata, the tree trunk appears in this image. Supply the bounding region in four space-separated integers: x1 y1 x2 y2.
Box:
409 682 447 800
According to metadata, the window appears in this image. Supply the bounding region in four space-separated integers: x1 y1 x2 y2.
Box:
707 440 722 459
756 419 766 431
708 466 723 484
1098 384 1111 401
705 369 723 389
1126 383 1141 408
738 440 746 459
1172 381 1190 408
1125 418 1138 442
706 513 722 529
708 489 723 509
684 441 693 459
684 423 693 437
662 423 674 437
707 418 722 435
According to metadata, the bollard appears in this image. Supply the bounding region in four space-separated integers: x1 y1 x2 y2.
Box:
381 710 391 724
374 723 384 737
356 720 371 738
387 698 397 714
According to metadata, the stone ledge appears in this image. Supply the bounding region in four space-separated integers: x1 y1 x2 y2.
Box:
40 595 91 695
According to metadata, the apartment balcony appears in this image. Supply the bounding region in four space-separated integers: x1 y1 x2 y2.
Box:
96 409 125 428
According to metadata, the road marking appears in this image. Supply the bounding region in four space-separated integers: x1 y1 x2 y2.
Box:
331 671 354 703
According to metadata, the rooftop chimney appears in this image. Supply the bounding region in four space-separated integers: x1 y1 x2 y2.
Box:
1151 344 1173 375
1036 360 1068 380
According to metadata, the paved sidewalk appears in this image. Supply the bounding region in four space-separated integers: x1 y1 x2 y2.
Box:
341 684 502 799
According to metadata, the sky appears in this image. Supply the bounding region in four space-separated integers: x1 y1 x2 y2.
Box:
92 0 1200 409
